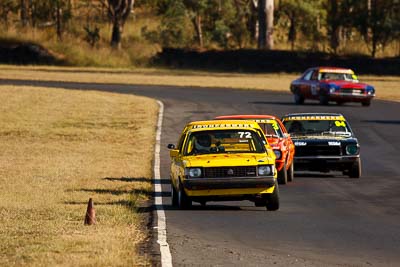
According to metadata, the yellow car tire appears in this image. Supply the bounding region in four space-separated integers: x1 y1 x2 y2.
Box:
266 183 280 211
177 180 192 209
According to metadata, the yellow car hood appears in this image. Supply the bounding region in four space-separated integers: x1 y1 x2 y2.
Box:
183 153 274 168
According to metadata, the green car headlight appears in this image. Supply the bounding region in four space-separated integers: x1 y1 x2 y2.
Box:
346 145 359 155
188 168 202 178
258 165 273 176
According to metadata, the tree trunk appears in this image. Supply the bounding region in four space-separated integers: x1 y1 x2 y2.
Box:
29 0 36 27
104 0 135 49
111 20 122 49
265 0 274 49
250 0 259 45
20 0 28 27
288 16 296 51
192 14 203 48
329 0 340 53
56 1 62 41
257 0 266 49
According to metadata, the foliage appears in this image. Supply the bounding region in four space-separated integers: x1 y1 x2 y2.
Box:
351 0 400 57
0 0 399 64
157 0 192 48
84 25 100 47
276 0 325 51
0 0 18 28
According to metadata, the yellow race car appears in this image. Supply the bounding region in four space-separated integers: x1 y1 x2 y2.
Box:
167 120 279 210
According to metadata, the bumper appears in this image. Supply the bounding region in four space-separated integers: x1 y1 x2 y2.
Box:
328 93 374 103
294 155 359 171
183 176 276 190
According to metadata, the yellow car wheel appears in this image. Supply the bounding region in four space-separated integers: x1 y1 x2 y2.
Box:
266 183 280 211
177 180 192 209
171 183 178 207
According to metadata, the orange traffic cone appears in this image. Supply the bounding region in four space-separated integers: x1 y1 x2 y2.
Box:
84 198 96 225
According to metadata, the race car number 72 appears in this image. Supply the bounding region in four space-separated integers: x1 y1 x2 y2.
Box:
238 132 252 138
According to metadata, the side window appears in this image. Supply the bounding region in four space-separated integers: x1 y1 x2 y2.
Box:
303 70 313 81
255 128 269 146
311 71 319 80
177 133 186 151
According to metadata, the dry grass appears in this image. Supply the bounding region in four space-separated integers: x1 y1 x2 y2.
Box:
0 86 158 266
1 16 161 68
0 65 399 102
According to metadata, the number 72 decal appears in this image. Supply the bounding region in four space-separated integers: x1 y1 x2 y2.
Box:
238 131 252 138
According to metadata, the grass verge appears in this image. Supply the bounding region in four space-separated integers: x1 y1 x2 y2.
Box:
0 65 399 102
0 86 158 266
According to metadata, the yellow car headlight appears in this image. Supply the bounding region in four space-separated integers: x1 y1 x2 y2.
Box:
188 168 202 178
258 165 273 176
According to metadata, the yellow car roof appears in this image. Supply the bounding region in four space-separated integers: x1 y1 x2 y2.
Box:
185 120 262 131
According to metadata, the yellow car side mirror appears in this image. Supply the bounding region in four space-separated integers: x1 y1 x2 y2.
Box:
170 149 179 158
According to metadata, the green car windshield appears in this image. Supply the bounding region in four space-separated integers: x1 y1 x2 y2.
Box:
184 130 266 155
283 120 352 137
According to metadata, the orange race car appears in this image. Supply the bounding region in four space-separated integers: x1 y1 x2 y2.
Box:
215 115 295 184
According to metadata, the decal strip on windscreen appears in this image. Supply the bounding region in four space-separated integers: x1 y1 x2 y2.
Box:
191 123 255 129
283 115 345 121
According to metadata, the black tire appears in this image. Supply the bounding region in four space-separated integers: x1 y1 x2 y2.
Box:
319 93 329 105
336 101 344 106
266 183 280 211
349 158 361 178
277 161 288 185
171 183 178 207
177 180 191 209
254 200 265 207
287 161 294 182
294 92 305 105
362 101 371 107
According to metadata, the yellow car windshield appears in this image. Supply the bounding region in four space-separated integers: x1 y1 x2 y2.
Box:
185 130 266 155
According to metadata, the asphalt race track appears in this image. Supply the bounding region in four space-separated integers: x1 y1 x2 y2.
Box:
2 79 400 266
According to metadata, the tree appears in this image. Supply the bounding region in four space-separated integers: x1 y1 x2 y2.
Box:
20 0 28 27
276 0 323 51
353 0 400 57
327 0 340 53
100 0 135 49
156 0 191 48
183 0 208 48
265 0 274 49
256 0 273 49
0 0 17 29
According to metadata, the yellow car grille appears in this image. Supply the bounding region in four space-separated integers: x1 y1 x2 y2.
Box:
204 166 257 178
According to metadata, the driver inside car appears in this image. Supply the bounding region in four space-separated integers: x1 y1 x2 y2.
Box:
194 134 212 153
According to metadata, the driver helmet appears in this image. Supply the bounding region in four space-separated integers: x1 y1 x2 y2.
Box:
195 134 211 150
288 121 304 133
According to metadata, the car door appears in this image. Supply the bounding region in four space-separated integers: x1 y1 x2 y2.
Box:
278 119 295 165
296 69 314 98
170 132 187 186
308 70 320 99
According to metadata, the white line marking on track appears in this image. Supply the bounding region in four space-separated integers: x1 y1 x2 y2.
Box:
154 100 173 267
